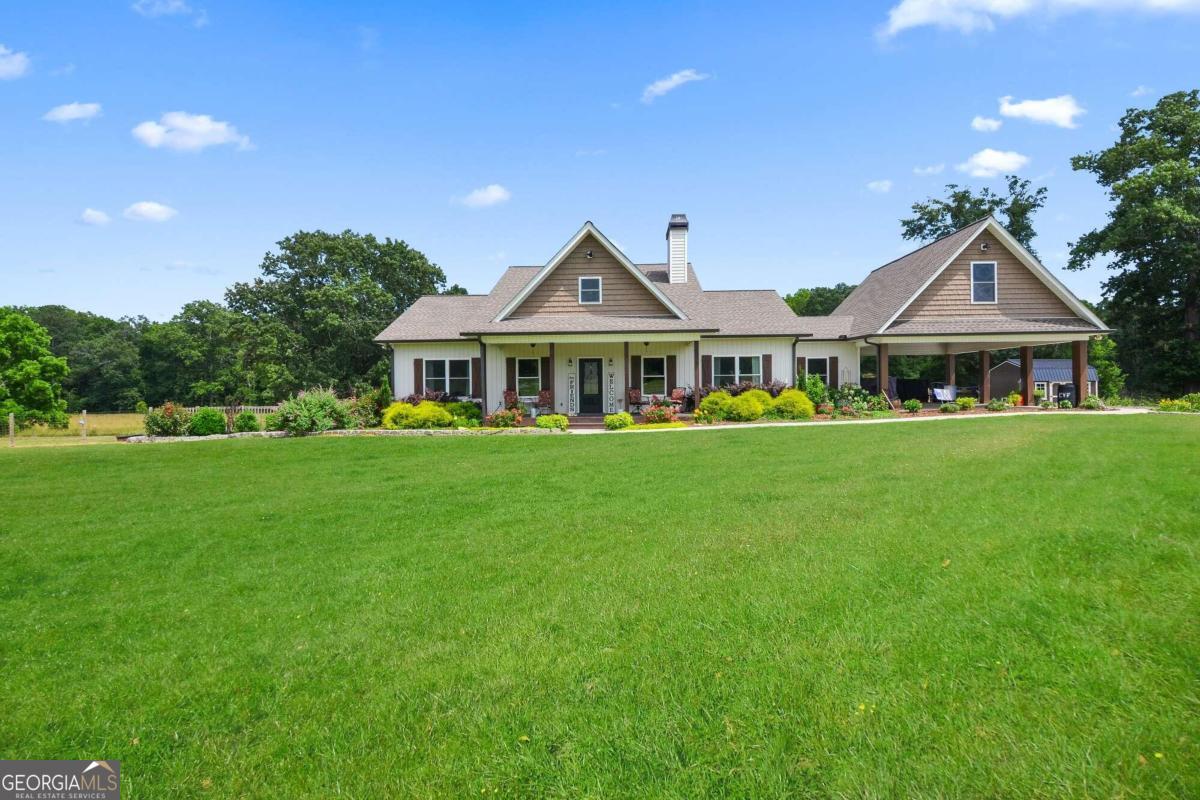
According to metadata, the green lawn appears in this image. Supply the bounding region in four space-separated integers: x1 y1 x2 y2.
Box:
2 416 1197 798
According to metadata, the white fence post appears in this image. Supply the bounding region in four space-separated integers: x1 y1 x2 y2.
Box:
81 409 88 440
7 413 13 448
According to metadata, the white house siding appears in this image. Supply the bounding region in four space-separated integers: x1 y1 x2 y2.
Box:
797 341 860 387
390 341 481 399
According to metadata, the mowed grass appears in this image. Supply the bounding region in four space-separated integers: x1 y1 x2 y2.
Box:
1 416 1197 798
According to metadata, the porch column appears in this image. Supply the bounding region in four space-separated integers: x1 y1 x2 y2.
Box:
548 342 555 411
693 341 701 411
624 341 630 402
1020 346 1035 406
979 350 991 403
876 343 889 398
945 353 956 386
1072 339 1088 406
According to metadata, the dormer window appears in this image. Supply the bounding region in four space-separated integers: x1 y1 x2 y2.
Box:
971 261 997 304
578 276 602 304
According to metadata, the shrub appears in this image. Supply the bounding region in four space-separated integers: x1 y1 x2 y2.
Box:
187 407 227 436
487 407 524 428
740 388 774 409
772 389 815 420
902 398 922 414
382 401 415 429
1182 393 1200 411
816 402 834 416
1059 400 1073 409
1080 395 1103 410
502 389 521 410
1158 398 1193 412
803 373 828 407
348 393 383 428
986 398 1008 412
699 391 734 419
232 410 260 432
831 384 869 408
275 388 354 435
1007 391 1023 406
692 408 717 425
956 396 977 410
143 402 191 437
445 400 482 421
535 414 569 430
264 410 283 431
642 403 677 424
1033 389 1045 403
604 411 634 430
867 394 892 412
939 402 959 414
1039 400 1055 409
411 401 453 428
725 393 765 422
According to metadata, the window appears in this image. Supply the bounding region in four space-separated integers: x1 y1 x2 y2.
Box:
712 355 761 387
516 357 541 397
426 359 472 397
971 261 997 304
642 357 666 396
578 276 602 304
806 357 829 384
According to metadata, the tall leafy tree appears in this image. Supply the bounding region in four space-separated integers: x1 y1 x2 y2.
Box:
1068 90 1200 395
0 308 70 427
784 283 857 316
225 230 458 392
901 176 1048 255
22 305 144 411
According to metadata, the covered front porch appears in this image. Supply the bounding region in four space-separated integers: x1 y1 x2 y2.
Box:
863 333 1097 407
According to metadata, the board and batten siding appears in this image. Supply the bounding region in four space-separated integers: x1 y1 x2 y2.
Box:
899 232 1078 321
510 233 674 318
391 341 480 399
794 341 860 387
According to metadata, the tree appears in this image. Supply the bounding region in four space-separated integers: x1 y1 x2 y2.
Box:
0 308 70 427
22 305 145 411
901 176 1048 255
784 283 857 316
1068 90 1200 395
225 230 456 393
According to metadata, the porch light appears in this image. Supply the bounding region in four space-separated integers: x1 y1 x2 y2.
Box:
585 249 593 259
567 358 573 367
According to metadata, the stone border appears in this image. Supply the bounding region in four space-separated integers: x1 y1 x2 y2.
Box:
122 427 557 443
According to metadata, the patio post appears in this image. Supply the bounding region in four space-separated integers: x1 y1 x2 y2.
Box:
979 350 991 402
1072 339 1088 406
945 353 956 386
876 343 889 398
1020 346 1035 406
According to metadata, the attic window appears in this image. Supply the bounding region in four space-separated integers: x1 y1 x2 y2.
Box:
971 261 997 304
578 276 602 304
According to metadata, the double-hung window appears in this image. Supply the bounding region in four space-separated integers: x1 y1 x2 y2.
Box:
642 357 666 396
578 276 602 304
426 359 472 397
971 261 997 304
713 355 761 387
806 357 829 384
516 358 541 398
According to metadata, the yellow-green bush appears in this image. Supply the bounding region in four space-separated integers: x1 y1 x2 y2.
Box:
382 402 415 429
698 391 733 418
725 394 765 421
382 401 453 429
739 388 774 409
771 389 815 420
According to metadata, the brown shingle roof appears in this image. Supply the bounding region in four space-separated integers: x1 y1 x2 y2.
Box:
883 317 1101 335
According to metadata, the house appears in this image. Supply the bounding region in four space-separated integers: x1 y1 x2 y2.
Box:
375 214 1108 414
989 359 1099 403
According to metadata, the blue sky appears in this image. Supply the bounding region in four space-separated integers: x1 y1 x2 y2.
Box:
3 1 1198 319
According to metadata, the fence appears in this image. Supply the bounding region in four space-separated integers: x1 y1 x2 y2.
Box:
7 405 280 447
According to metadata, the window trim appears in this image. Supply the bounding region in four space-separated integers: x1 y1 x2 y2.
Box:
712 354 762 387
515 357 541 399
425 358 473 397
970 260 998 305
578 276 602 305
641 356 667 396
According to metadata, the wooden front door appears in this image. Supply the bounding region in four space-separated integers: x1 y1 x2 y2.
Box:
578 358 603 414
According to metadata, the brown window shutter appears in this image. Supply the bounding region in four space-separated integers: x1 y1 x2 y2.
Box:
413 358 423 394
666 354 677 391
762 353 772 384
630 355 642 388
829 356 839 389
540 356 551 390
470 357 481 398
505 357 516 391
701 354 712 387
796 356 807 383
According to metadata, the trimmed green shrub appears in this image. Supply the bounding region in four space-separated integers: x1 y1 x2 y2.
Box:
187 407 227 436
772 389 815 420
1158 398 1193 412
232 410 260 432
1080 395 1103 410
902 398 922 414
699 391 734 419
1039 401 1055 409
939 402 959 414
725 394 765 422
604 412 634 430
382 402 414 429
803 373 828 407
275 389 354 435
445 401 482 421
143 402 191 436
1059 400 1073 409
740 388 774 409
956 396 977 410
264 411 283 431
535 414 569 430
410 401 452 428
1007 391 1023 406
486 407 523 428
986 398 1008 412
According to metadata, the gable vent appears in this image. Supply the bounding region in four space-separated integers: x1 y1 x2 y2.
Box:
667 213 688 284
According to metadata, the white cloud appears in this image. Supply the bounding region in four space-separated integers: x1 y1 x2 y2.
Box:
458 184 511 208
43 102 102 123
866 179 893 193
641 68 710 104
971 115 1002 132
132 0 190 16
124 201 178 222
879 0 1200 38
999 94 1085 128
79 208 111 226
132 111 251 151
1131 85 1152 97
957 148 1030 177
0 45 31 80
913 163 945 176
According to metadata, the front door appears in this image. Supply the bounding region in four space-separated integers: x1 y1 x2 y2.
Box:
578 358 603 414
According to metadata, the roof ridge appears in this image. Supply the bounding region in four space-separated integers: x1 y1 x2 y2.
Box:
865 215 992 276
